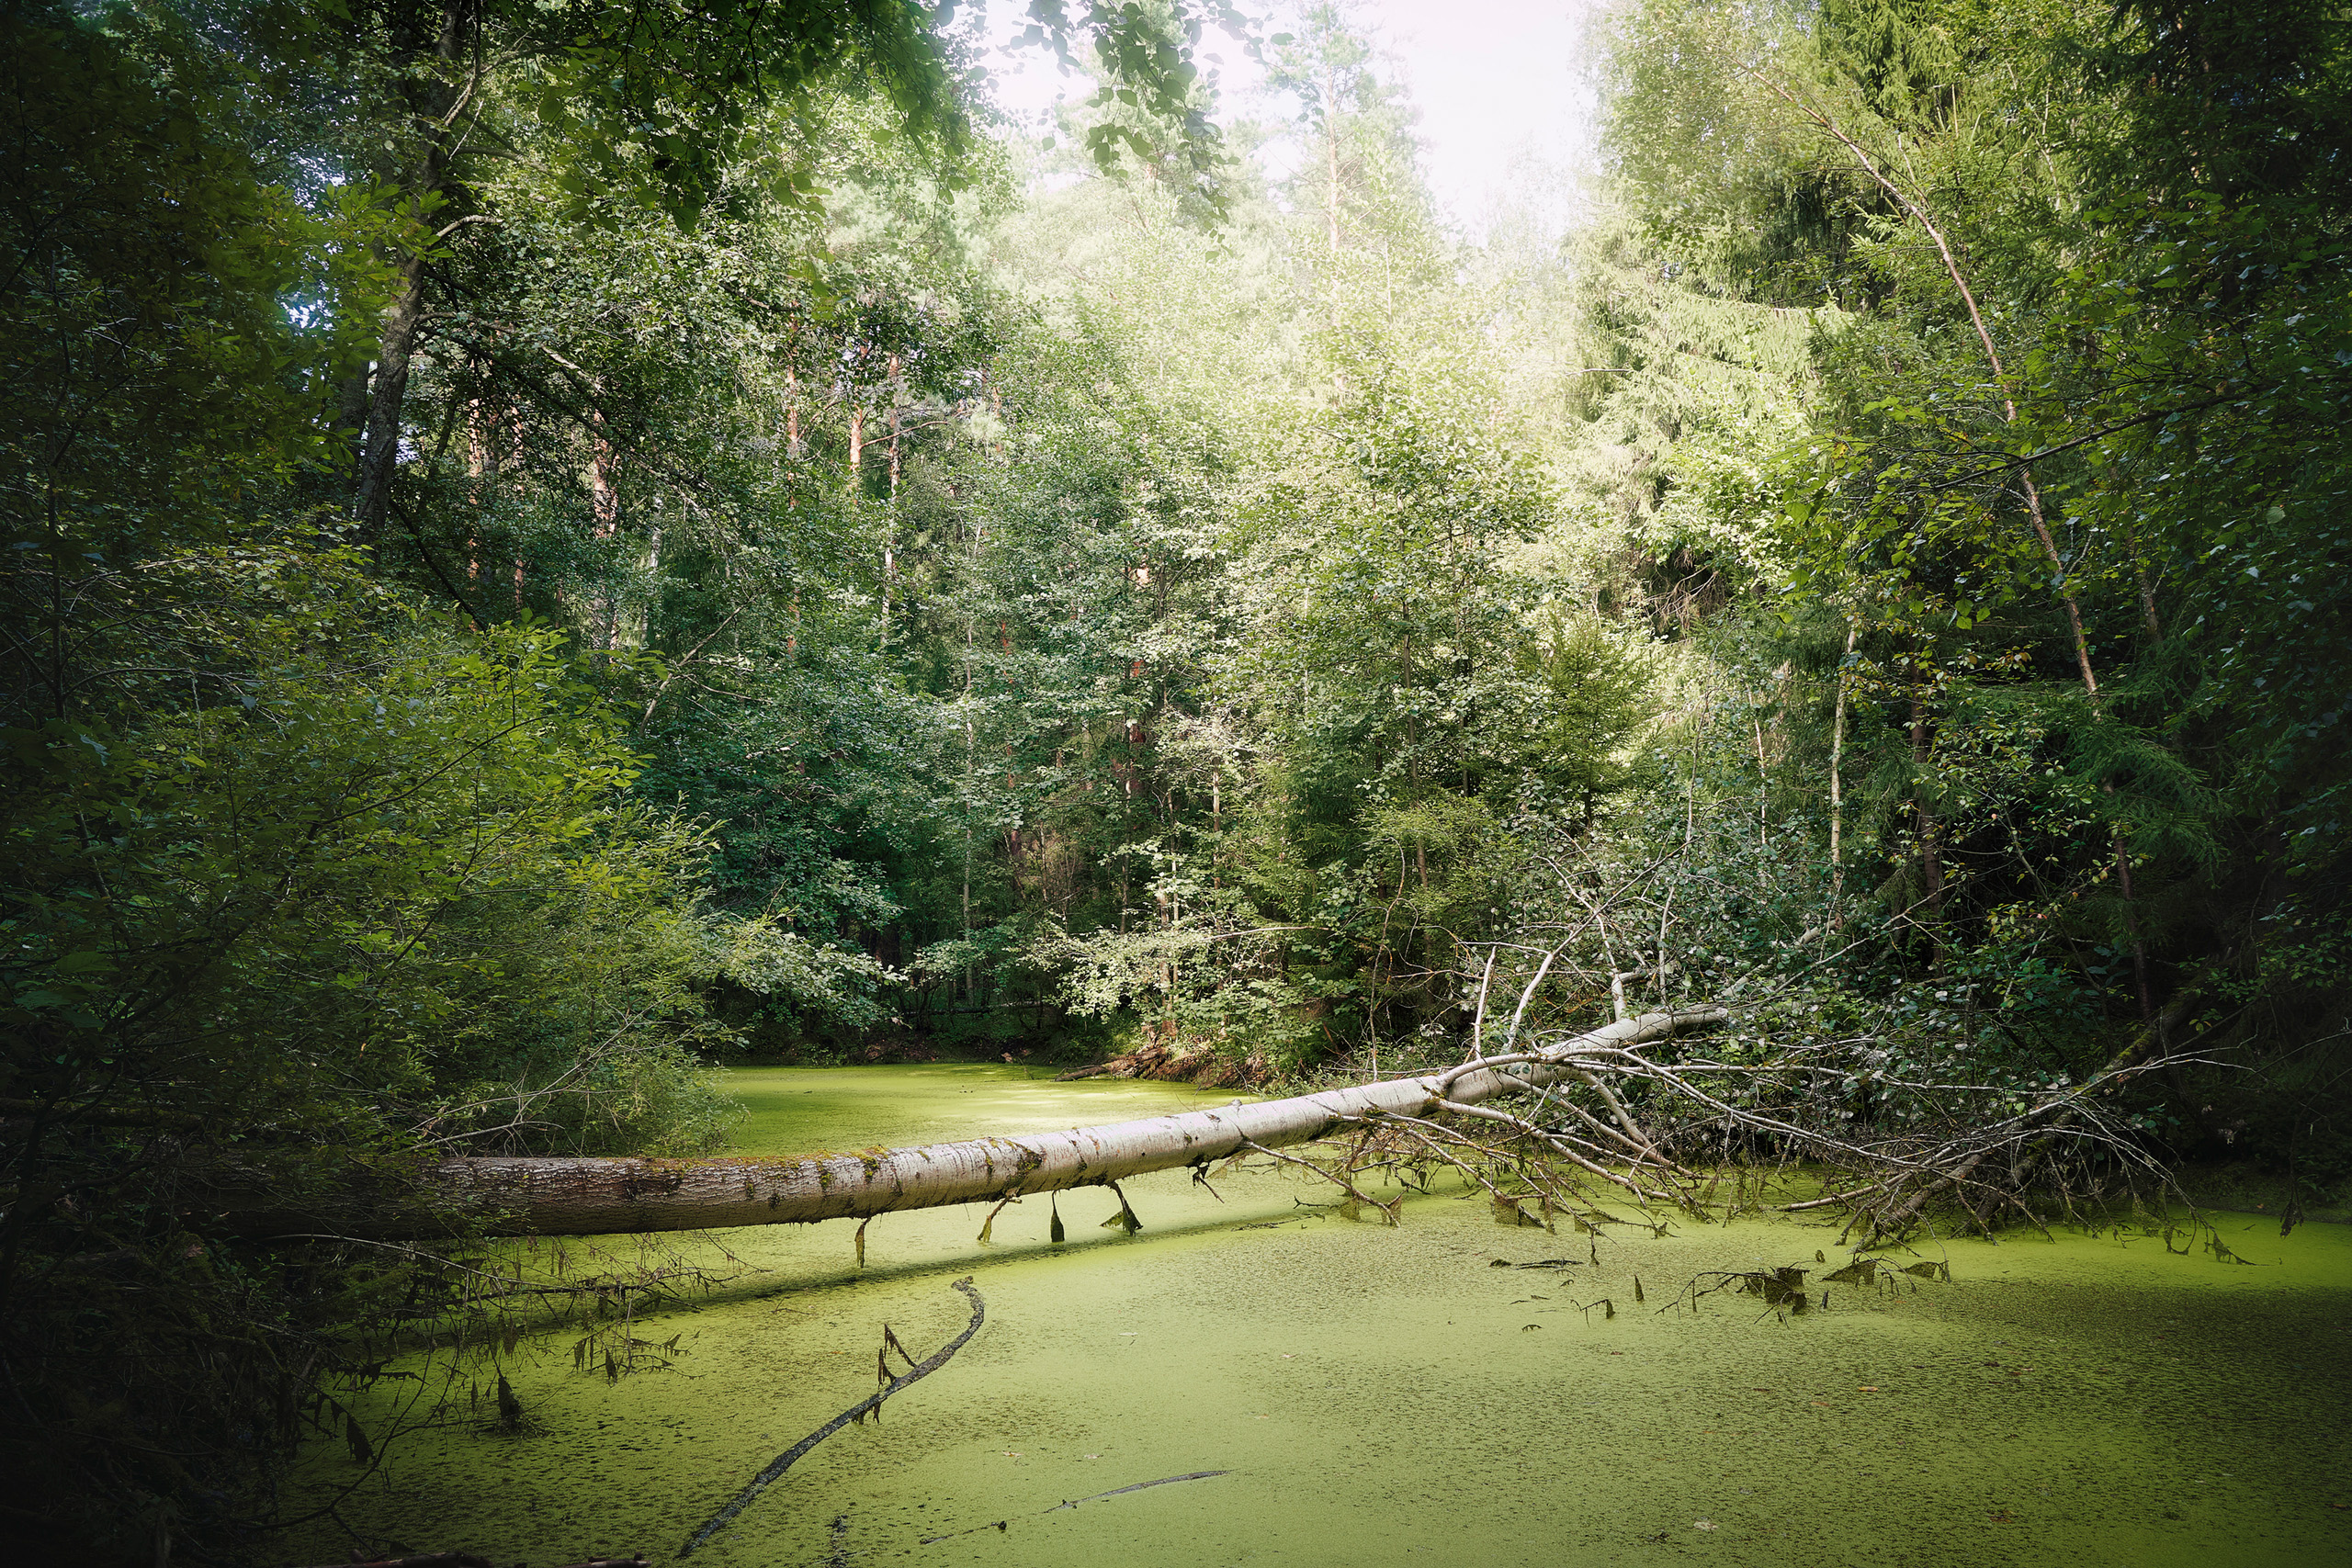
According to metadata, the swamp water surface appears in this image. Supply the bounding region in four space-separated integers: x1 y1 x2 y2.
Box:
288 1066 2352 1567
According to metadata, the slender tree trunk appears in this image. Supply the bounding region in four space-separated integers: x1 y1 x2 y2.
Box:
963 666 974 966
355 252 430 535
2118 485 2164 640
1751 699 1770 866
336 367 373 479
887 353 903 498
1908 651 1944 964
1774 85 2167 1006
465 381 488 591
354 0 470 535
1210 767 1222 889
1324 65 1340 259
1322 63 1343 333
1829 622 1858 912
1763 85 2105 699
2116 842 2158 1025
588 402 619 656
644 502 662 643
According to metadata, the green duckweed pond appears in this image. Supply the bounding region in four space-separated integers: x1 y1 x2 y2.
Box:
283 1066 2352 1567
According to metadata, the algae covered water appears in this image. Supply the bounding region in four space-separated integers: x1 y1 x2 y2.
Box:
287 1066 2352 1567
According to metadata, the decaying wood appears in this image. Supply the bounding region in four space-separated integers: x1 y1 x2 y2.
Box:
1056 1034 1271 1087
921 1471 1234 1545
223 1008 1728 1239
678 1278 986 1558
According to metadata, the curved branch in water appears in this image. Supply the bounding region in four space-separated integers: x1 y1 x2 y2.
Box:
678 1276 986 1558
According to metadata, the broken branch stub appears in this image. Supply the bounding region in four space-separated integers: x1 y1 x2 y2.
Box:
239 1008 1727 1238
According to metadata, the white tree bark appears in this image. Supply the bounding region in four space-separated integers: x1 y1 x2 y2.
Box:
319 1007 1724 1237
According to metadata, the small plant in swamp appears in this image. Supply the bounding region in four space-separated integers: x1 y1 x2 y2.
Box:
247 1228 752 1554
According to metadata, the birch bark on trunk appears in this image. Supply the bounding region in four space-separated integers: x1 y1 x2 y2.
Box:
587 401 619 656
227 1009 1727 1239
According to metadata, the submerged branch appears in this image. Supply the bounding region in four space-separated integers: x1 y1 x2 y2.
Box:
678 1278 986 1557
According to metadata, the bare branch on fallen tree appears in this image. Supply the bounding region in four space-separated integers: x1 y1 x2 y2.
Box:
209 1009 1731 1239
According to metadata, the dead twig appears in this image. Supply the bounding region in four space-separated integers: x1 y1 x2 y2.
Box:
677 1278 986 1558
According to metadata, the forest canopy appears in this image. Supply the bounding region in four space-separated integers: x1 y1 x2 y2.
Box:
3 0 2347 1558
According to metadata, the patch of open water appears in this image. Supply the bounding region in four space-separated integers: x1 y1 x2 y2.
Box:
284 1065 2352 1567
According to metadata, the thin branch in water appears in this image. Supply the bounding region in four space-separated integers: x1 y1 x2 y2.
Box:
679 1278 986 1558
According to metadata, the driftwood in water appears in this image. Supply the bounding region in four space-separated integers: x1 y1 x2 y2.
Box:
221 1007 1726 1238
679 1278 986 1557
920 1471 1234 1544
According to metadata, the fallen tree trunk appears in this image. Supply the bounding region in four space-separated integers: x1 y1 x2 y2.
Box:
232 1007 1726 1238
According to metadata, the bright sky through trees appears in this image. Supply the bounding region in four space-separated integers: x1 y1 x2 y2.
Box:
980 0 1600 234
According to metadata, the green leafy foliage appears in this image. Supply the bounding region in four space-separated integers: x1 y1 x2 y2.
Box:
1591 0 2352 1180
10 0 2352 1552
